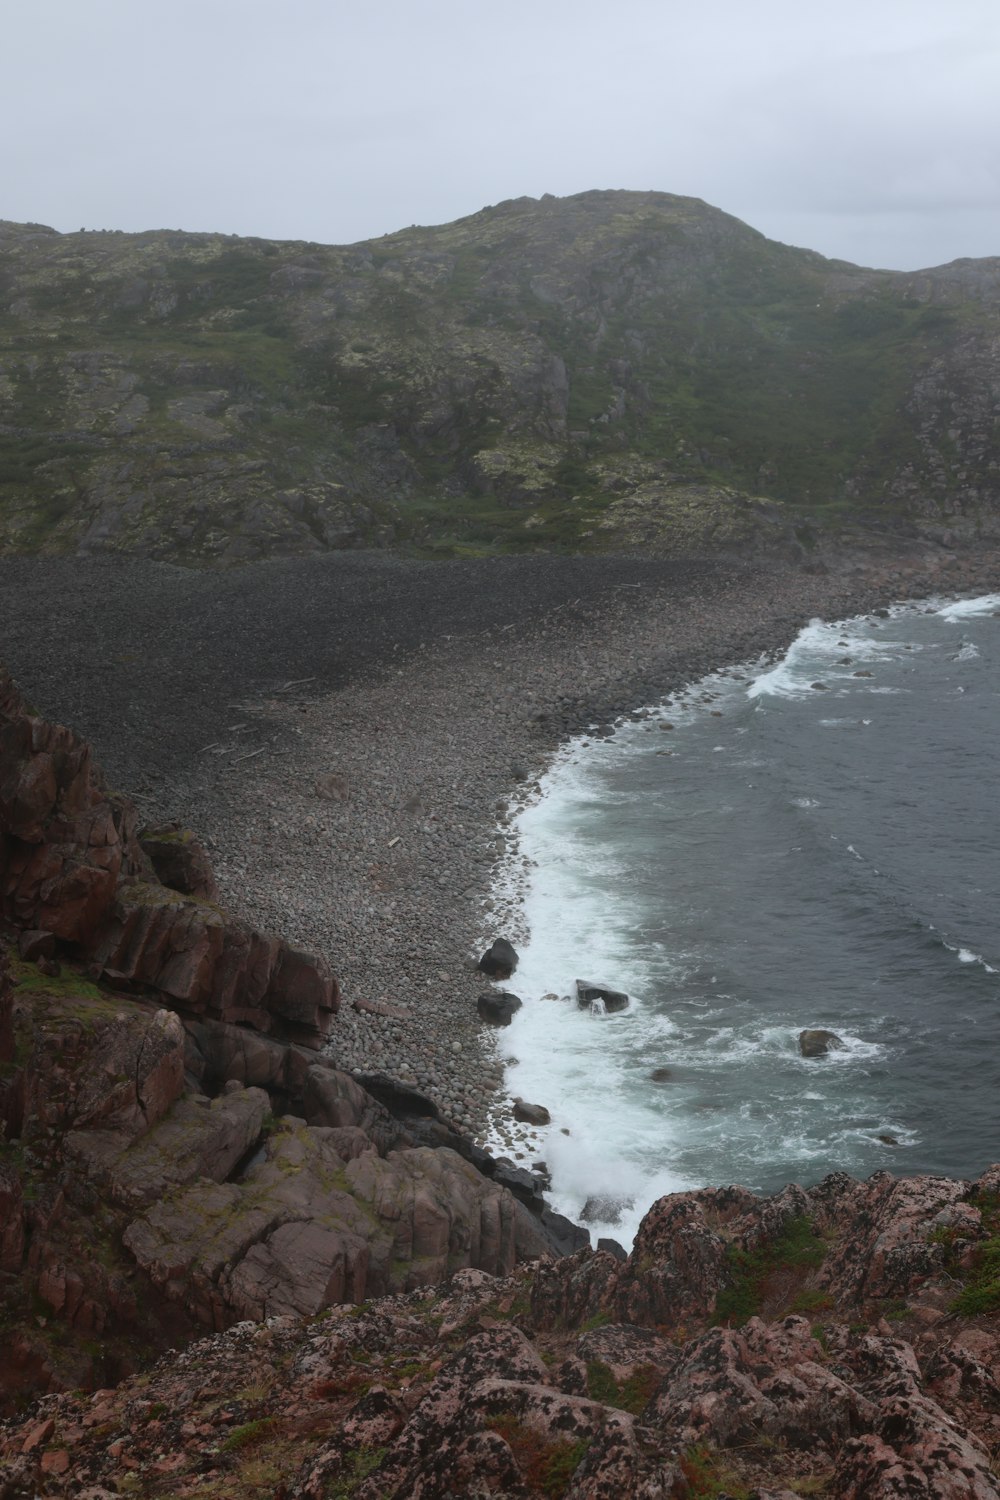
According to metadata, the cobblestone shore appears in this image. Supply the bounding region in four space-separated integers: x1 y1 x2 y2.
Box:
3 542 998 1153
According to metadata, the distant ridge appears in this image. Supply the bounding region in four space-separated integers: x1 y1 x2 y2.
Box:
1 189 999 564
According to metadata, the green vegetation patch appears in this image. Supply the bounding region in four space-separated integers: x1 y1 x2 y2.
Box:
219 1417 279 1453
584 1360 661 1414
714 1215 826 1327
327 1444 388 1498
485 1413 589 1498
952 1194 1000 1316
678 1443 751 1499
10 956 103 1005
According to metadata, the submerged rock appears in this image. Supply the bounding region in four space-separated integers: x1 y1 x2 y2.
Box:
576 979 630 1013
581 1195 634 1226
799 1028 845 1057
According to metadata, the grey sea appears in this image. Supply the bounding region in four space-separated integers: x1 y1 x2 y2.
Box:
487 593 1000 1248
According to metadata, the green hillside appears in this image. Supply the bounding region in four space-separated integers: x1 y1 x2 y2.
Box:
2 190 999 563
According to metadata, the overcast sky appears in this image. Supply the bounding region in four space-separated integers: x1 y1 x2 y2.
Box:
5 0 999 270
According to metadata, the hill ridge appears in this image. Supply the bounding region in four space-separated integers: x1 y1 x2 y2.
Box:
1 189 999 563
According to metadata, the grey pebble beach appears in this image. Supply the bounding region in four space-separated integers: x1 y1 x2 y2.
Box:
3 544 996 1144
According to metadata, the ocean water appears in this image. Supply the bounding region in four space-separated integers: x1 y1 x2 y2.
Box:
486 593 1000 1249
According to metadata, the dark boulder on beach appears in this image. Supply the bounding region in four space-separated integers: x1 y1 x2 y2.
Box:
576 980 630 1013
513 1097 551 1126
476 990 523 1026
798 1028 845 1057
478 937 518 979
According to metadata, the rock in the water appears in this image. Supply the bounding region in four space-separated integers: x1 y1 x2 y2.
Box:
649 1066 673 1082
476 990 522 1026
798 1028 845 1057
512 1097 551 1126
477 937 518 979
581 1195 634 1226
576 979 629 1013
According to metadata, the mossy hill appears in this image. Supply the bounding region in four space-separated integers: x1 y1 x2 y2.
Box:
2 189 1000 564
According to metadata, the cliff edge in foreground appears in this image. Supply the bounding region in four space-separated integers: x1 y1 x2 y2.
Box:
2 1163 1000 1497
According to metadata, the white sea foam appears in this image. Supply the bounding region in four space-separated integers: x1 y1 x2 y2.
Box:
936 593 1000 622
942 940 999 975
746 616 916 701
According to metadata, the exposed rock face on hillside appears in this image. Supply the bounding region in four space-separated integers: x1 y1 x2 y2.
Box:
0 668 337 1046
0 674 586 1413
0 939 530 1415
2 191 1000 563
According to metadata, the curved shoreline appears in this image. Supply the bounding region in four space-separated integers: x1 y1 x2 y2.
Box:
2 543 1000 1144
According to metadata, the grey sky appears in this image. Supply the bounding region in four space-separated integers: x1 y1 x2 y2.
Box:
5 0 999 270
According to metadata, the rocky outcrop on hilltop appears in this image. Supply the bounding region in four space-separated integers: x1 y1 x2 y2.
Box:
3 193 1000 563
2 1163 1000 1498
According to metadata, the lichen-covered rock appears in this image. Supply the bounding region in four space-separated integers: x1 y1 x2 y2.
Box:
612 1188 745 1328
648 1316 873 1449
121 1126 518 1326
831 1328 1000 1499
809 1170 972 1303
18 992 186 1140
65 1084 270 1209
576 1322 678 1392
